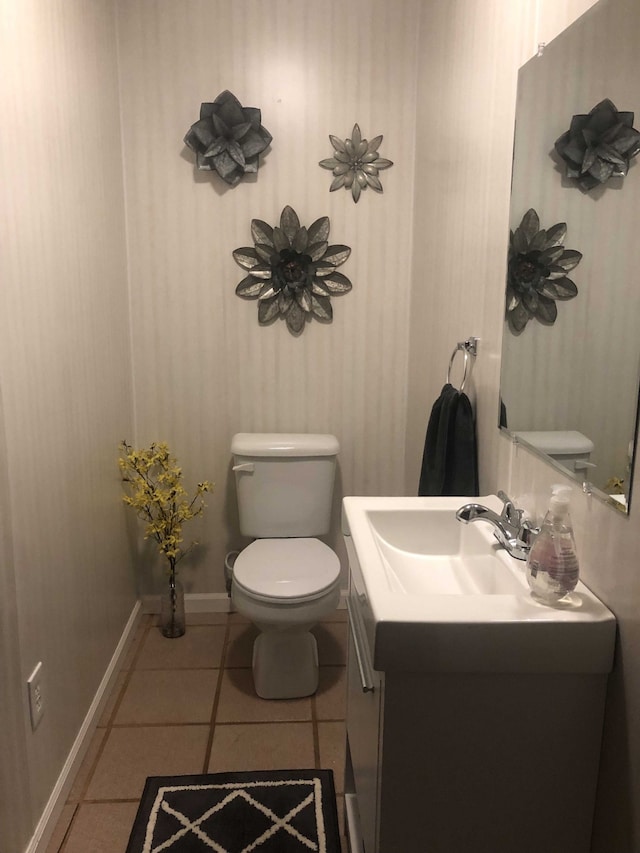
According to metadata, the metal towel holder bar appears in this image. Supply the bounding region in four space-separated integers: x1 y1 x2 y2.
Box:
447 337 478 393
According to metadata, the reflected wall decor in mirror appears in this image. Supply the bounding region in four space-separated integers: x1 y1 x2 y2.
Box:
500 0 640 514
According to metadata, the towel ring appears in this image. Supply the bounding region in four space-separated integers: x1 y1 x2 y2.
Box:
447 338 478 393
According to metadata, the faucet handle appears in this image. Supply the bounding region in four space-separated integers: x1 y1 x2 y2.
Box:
496 490 524 528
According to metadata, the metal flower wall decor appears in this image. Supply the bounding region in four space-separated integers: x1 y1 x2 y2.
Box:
506 209 582 335
183 90 272 187
233 206 352 335
554 98 640 191
319 124 393 203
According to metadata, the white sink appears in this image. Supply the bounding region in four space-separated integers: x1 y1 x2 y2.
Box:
342 495 616 673
366 506 525 596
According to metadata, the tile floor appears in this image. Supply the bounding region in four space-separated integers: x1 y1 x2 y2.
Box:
46 610 348 853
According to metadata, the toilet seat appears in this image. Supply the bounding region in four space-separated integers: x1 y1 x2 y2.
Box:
233 538 340 604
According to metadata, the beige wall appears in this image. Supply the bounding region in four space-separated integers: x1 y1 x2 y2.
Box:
0 391 30 853
4 0 640 850
0 1 136 850
406 0 536 497
116 0 421 592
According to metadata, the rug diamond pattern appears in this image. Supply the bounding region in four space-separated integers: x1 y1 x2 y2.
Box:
148 783 321 852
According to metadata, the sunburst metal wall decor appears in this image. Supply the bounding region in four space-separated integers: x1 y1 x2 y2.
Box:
184 90 272 187
319 124 393 203
233 206 352 335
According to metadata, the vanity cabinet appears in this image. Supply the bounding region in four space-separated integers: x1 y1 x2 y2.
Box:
343 533 611 853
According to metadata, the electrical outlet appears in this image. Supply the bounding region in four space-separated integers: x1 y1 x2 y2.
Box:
27 662 44 730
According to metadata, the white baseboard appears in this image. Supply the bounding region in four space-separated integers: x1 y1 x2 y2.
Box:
142 590 348 614
26 601 142 853
141 592 232 614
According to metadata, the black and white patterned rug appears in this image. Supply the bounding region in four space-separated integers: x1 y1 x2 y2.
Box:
125 769 341 853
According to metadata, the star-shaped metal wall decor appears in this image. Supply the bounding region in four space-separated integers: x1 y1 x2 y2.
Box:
319 124 393 202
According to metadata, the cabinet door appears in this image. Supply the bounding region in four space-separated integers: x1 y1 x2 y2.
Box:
346 613 383 853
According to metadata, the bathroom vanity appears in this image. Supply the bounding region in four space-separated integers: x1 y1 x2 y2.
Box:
342 496 616 853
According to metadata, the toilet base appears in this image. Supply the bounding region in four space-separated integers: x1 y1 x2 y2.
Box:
252 629 319 699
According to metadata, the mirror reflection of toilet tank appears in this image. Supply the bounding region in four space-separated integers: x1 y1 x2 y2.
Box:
514 430 594 474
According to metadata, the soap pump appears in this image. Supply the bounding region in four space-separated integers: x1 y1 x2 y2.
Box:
526 485 579 604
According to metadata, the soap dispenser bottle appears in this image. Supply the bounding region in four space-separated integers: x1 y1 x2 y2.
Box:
526 485 579 603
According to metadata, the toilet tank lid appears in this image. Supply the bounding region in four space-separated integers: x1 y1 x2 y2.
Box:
231 433 340 457
514 430 594 455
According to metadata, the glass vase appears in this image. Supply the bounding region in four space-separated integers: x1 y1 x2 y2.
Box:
160 576 185 638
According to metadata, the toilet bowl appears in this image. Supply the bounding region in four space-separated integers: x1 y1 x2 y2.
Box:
231 538 341 699
230 433 341 699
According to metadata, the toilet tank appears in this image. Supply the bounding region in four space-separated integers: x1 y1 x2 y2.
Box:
231 433 340 538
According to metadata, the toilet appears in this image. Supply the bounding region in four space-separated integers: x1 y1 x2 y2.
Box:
230 433 341 699
514 430 595 475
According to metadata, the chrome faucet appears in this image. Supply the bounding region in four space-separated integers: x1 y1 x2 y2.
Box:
455 491 539 561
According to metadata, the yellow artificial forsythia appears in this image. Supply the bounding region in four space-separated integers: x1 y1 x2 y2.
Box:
118 440 213 573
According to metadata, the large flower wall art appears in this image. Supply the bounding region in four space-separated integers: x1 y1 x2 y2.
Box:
554 98 640 191
319 124 393 203
506 208 582 335
233 206 352 335
184 90 272 187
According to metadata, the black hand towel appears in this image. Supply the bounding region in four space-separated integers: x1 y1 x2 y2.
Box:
418 383 479 497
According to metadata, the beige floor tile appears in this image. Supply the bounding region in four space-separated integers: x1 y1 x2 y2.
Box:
216 670 312 723
136 625 226 669
208 722 315 772
86 725 209 800
318 721 346 794
45 803 76 853
225 623 258 667
97 671 127 727
313 622 348 666
115 669 218 725
61 802 139 853
315 667 347 720
67 728 107 803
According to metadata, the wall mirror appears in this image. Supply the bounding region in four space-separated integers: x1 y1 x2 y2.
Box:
499 0 640 514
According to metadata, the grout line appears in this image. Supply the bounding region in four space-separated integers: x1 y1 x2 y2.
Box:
100 618 153 725
202 616 232 772
131 665 226 671
55 803 78 853
208 718 314 727
311 692 321 770
110 720 217 729
79 798 147 805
